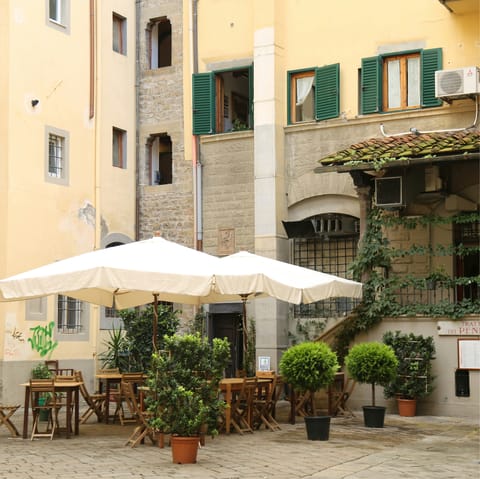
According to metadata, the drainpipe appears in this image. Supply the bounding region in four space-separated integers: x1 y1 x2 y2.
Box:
192 0 203 251
135 0 141 241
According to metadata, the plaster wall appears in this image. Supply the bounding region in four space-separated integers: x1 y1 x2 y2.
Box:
349 318 480 419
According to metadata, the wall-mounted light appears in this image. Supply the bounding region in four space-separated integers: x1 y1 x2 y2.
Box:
31 99 39 107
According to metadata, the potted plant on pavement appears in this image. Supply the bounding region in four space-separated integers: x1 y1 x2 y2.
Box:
279 341 339 440
345 342 398 428
146 333 230 463
383 331 436 416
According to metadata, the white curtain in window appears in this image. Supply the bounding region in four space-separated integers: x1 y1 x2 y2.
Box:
296 76 314 106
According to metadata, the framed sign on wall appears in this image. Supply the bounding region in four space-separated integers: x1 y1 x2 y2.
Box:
457 338 480 370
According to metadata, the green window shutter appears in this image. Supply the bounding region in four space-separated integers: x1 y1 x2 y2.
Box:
192 72 215 135
315 63 340 121
361 56 381 114
421 48 442 107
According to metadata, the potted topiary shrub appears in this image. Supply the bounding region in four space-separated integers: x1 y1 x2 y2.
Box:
279 341 339 440
345 342 398 428
383 331 436 416
146 333 230 463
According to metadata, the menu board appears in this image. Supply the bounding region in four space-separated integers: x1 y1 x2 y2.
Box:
458 339 480 370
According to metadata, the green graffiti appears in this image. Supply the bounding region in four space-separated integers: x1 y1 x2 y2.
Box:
28 321 58 357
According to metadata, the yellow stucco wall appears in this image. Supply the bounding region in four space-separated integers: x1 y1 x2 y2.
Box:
0 1 136 375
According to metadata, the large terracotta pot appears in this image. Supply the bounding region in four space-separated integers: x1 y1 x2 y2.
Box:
170 436 200 464
397 398 417 417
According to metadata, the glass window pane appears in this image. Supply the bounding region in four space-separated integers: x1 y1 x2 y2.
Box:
387 59 401 109
407 57 420 106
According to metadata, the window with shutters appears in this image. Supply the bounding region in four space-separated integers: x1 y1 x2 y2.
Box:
360 48 442 115
288 64 340 124
192 67 253 135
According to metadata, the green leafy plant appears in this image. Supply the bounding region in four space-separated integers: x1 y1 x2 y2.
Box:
345 342 398 406
383 331 436 400
98 327 130 371
99 304 180 372
279 341 339 416
31 363 52 379
146 333 230 437
333 209 480 362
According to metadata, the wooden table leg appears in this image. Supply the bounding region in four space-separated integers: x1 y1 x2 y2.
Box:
74 387 80 435
224 384 232 434
22 386 30 439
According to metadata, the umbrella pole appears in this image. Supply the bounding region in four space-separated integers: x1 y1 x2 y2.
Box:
241 294 248 371
153 293 159 352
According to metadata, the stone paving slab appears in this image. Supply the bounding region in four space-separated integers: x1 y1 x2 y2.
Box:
0 408 478 479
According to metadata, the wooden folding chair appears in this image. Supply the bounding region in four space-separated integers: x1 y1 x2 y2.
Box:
115 373 145 425
330 376 356 418
30 379 60 440
75 370 106 424
229 377 256 435
122 381 156 448
54 374 76 433
0 404 20 437
44 360 59 375
253 375 281 431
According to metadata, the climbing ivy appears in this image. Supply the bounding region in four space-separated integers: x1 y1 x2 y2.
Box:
333 208 480 362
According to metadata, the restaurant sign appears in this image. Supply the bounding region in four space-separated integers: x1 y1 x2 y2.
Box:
437 320 480 336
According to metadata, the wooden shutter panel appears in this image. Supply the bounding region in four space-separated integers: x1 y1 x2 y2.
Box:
421 48 442 108
361 56 381 114
192 72 215 135
315 63 340 121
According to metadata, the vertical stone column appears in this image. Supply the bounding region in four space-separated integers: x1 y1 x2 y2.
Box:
252 1 289 370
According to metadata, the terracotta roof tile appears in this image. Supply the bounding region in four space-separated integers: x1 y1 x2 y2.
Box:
318 129 480 169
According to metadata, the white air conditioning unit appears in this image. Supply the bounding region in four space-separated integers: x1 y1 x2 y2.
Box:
375 176 403 208
435 66 480 99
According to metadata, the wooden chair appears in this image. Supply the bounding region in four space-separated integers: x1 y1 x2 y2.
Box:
330 375 356 417
122 381 156 448
56 368 75 377
44 360 59 375
54 374 76 433
114 373 145 425
75 370 106 424
229 377 256 434
30 379 60 440
253 375 281 431
0 404 20 437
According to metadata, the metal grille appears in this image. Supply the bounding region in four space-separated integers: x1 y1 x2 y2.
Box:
48 134 63 178
57 295 83 333
293 235 360 318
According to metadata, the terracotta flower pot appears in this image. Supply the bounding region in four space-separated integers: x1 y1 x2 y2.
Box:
171 436 200 464
397 398 417 417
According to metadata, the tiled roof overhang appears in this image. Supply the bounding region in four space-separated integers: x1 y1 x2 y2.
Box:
314 129 480 174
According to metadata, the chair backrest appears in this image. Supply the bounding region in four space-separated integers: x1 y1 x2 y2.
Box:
75 370 94 404
120 380 142 420
54 374 76 382
30 379 57 408
45 360 59 374
56 368 75 377
98 368 120 374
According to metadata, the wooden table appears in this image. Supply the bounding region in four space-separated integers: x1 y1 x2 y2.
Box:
219 377 272 434
21 380 81 439
95 373 122 424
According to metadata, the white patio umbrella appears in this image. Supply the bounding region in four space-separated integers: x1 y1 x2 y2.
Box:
211 251 363 358
0 237 222 349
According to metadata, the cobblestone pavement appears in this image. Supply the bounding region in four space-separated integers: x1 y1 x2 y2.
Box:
0 405 478 479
